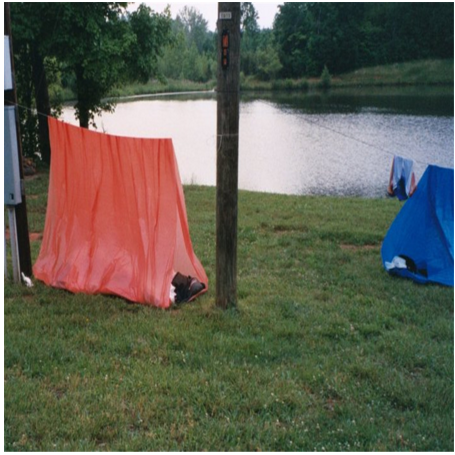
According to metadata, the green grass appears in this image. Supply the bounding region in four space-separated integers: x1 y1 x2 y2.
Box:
240 59 454 91
107 79 216 99
60 79 217 104
5 172 454 451
333 59 454 87
240 76 310 92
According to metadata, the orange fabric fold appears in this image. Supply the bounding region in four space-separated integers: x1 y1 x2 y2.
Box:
33 118 208 308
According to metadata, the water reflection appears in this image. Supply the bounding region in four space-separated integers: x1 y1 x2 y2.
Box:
244 86 454 117
62 88 454 197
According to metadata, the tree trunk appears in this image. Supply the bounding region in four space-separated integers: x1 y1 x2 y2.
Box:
78 105 90 129
75 65 90 128
31 45 51 164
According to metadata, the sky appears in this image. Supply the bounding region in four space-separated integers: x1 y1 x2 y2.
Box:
129 2 282 30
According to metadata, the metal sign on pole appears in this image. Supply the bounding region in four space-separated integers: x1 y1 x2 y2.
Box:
4 36 13 90
4 2 33 282
5 106 22 206
216 2 241 309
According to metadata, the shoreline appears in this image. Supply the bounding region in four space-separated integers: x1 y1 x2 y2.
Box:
60 83 454 107
59 58 454 105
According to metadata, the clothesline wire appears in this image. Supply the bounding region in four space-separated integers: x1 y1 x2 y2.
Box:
12 101 431 167
12 101 55 119
297 114 430 166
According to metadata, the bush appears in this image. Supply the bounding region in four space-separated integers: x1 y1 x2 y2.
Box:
271 78 295 90
295 78 309 91
319 65 332 89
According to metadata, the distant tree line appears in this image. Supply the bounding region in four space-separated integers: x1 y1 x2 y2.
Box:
274 2 454 78
157 3 283 83
160 2 454 82
159 2 454 82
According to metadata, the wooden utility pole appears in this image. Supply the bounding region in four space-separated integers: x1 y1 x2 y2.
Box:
216 2 241 309
4 2 33 278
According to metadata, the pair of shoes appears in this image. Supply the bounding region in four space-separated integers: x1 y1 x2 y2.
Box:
172 272 206 304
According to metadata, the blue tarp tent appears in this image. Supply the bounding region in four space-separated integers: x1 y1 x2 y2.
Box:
381 165 454 286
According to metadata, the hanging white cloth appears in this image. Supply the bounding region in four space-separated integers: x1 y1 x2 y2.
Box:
387 156 417 200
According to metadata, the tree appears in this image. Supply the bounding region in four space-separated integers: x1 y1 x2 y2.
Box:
11 3 53 163
256 45 282 81
241 2 259 34
273 3 312 78
239 2 259 76
239 2 282 80
51 3 172 128
274 2 454 78
124 4 173 84
159 7 216 83
176 6 211 53
12 2 172 136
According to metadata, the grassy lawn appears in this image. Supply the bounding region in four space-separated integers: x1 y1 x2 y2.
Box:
333 59 454 87
4 172 454 451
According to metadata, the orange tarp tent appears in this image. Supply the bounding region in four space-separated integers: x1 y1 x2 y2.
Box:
33 118 208 308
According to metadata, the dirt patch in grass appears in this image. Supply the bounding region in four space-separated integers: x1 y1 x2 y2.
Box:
29 232 43 242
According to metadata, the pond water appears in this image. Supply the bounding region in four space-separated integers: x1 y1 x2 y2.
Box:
62 87 454 197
